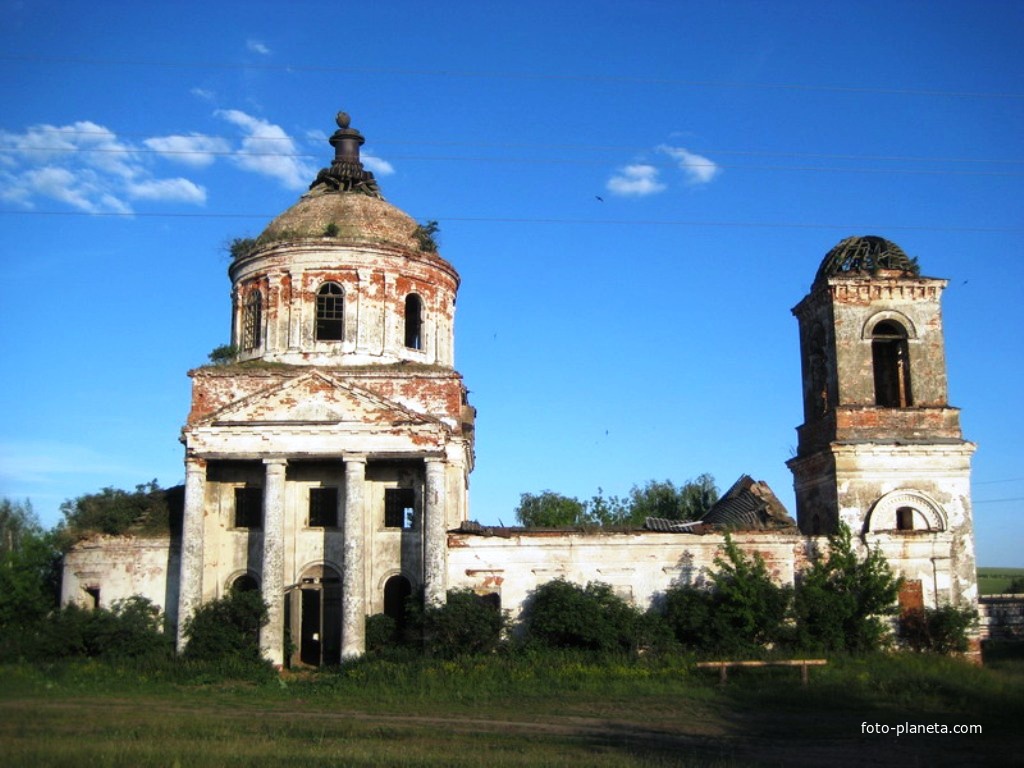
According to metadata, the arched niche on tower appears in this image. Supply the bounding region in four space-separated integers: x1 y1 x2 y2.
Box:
864 490 947 534
860 310 918 341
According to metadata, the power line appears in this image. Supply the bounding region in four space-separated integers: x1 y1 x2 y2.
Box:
3 54 1022 100
1 209 1020 234
14 127 1024 167
4 146 1023 178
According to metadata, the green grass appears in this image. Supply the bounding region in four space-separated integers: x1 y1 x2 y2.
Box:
2 648 1022 767
977 567 1024 594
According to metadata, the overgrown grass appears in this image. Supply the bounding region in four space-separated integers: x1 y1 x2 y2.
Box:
2 647 1022 767
977 567 1024 594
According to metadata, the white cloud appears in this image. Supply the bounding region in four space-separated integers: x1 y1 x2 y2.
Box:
143 134 231 167
657 144 721 185
606 164 666 197
215 109 315 189
247 39 271 55
0 120 210 213
127 177 207 204
362 151 394 176
190 87 216 102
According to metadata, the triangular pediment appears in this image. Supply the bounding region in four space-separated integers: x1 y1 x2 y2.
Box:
200 372 435 428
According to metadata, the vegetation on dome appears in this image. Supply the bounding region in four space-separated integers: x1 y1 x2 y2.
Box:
413 220 440 253
814 235 920 284
207 343 238 365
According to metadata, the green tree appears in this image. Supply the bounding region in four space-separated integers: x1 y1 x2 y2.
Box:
586 488 629 527
706 534 792 651
0 498 40 557
899 605 978 655
794 524 902 653
0 499 61 644
514 491 588 527
57 481 181 544
521 579 641 653
33 596 171 661
622 474 719 525
1005 575 1024 594
661 533 791 654
516 475 718 528
183 588 269 662
422 589 505 658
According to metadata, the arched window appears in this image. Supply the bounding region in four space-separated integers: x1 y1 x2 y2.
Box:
404 294 423 350
241 289 262 350
316 283 344 341
872 320 912 407
231 573 259 593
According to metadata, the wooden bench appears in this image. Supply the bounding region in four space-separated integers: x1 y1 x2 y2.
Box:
696 659 828 686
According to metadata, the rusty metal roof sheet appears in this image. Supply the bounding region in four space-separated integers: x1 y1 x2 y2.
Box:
700 475 797 531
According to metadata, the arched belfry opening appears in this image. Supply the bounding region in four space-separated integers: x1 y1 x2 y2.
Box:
871 320 912 407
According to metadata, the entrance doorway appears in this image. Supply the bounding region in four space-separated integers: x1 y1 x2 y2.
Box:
287 564 341 667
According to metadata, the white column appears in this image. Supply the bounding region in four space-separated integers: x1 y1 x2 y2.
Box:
176 457 207 652
342 456 367 659
424 459 448 607
260 458 287 667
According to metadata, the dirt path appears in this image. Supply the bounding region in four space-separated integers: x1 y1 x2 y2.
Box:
3 696 1011 767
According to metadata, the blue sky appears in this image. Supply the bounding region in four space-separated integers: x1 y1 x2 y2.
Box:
1 1 1022 565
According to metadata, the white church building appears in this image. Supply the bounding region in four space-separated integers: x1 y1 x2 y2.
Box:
61 113 979 667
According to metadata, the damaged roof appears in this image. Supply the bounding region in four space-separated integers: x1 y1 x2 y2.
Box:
700 475 797 531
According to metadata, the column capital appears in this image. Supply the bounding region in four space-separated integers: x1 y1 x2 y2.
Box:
344 455 368 466
263 457 288 469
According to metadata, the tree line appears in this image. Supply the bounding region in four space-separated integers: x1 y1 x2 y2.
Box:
1 479 976 669
514 474 719 528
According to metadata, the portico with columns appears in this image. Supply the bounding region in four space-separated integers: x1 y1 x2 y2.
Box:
175 113 474 666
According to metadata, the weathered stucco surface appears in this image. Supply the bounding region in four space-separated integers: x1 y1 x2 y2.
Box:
60 123 984 663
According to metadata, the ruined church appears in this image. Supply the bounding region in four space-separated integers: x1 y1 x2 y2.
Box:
61 113 979 666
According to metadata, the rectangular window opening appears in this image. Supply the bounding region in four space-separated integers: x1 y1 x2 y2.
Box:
384 487 416 529
234 486 263 529
309 487 339 528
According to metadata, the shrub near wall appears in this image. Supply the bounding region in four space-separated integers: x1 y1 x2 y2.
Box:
521 579 642 653
660 534 792 656
423 589 505 659
794 525 902 654
182 589 268 663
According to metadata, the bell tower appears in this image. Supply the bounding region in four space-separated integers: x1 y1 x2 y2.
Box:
788 236 977 608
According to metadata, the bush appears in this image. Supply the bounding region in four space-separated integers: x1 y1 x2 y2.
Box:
521 579 641 653
423 589 506 658
900 606 978 654
660 534 792 655
56 481 181 543
12 596 171 662
207 344 238 365
794 524 902 654
365 613 398 655
183 589 268 663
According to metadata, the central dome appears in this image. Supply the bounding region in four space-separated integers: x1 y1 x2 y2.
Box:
814 235 920 286
260 190 422 252
252 111 425 254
